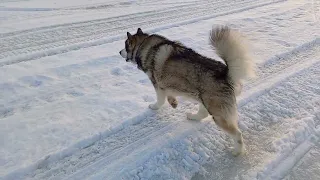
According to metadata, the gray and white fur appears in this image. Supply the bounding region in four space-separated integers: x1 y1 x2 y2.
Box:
119 26 255 156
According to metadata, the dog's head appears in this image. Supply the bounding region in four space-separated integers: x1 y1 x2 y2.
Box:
119 28 148 63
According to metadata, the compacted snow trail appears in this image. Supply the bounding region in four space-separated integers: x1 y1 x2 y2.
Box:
1 0 319 179
191 42 320 180
19 40 320 180
0 0 284 66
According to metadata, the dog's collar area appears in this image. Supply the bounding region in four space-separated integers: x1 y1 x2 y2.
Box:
136 56 145 72
135 36 150 72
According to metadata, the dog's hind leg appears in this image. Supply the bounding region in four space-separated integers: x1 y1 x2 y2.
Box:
167 96 178 108
149 89 166 110
203 99 245 156
187 103 209 120
213 115 244 156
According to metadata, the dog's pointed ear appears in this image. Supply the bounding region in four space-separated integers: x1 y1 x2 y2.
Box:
127 32 132 39
137 28 143 35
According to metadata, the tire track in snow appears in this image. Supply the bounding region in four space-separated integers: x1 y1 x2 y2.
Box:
9 38 320 180
178 57 320 180
73 46 320 180
1 37 318 121
243 38 320 92
258 129 316 180
0 1 200 39
0 0 285 66
7 103 199 180
0 0 245 52
239 38 320 105
191 54 320 179
1 39 319 177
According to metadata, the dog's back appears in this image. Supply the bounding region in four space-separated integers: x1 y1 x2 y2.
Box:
147 35 232 102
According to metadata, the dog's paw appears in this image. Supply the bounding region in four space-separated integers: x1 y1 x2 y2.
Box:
187 113 203 121
231 146 246 156
167 96 178 109
231 149 241 156
149 103 160 110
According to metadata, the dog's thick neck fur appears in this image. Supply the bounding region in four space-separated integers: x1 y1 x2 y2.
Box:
132 34 149 72
133 34 184 73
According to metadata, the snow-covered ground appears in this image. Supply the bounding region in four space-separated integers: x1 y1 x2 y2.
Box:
0 0 319 179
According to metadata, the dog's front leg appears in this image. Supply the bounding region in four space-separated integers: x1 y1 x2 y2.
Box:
149 88 166 110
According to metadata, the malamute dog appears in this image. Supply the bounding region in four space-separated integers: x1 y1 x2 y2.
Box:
119 26 255 155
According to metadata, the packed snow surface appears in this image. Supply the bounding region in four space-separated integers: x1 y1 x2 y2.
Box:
0 0 319 179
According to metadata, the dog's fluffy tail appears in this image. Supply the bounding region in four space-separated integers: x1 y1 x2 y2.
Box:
210 26 256 84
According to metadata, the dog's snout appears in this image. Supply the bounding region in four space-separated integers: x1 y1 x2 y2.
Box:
119 49 128 59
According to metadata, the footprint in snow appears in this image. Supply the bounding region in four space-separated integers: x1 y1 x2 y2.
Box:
274 39 294 47
110 67 124 76
142 95 154 102
66 90 85 97
122 64 135 70
138 79 150 85
19 75 53 87
0 107 15 118
113 82 126 86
